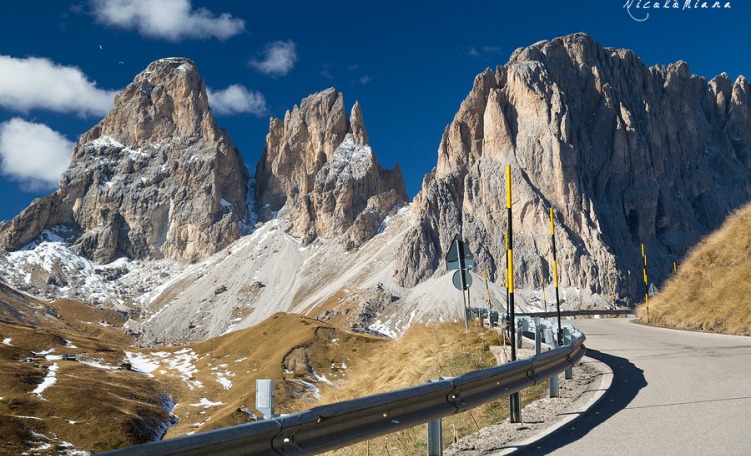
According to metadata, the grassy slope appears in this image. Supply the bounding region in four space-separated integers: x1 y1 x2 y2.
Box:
0 291 170 455
2 281 548 455
315 322 548 455
636 203 751 335
150 313 385 437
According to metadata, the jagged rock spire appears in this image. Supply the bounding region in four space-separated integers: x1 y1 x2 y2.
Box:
255 88 406 249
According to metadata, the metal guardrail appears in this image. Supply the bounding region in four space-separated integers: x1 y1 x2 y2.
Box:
99 335 585 456
516 309 632 318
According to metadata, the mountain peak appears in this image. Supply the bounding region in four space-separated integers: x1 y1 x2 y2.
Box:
255 88 406 248
350 101 369 146
0 58 249 264
396 33 751 305
79 57 217 151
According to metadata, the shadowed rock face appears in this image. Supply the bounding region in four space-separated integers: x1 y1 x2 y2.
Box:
0 58 250 263
255 88 408 249
395 33 751 304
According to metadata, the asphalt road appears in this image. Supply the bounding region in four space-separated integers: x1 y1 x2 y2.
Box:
511 318 751 455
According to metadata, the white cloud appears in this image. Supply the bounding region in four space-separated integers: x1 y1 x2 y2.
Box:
249 41 297 77
359 75 371 85
207 85 267 116
0 119 72 190
0 55 117 116
91 0 245 41
467 46 501 57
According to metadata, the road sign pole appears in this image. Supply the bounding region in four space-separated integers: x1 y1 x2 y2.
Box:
484 269 491 310
458 238 469 331
446 234 475 330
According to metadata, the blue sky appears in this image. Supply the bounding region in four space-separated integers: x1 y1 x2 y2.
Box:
0 0 748 222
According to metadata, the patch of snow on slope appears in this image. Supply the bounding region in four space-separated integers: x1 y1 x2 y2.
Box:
89 136 124 149
311 369 335 387
127 349 202 389
32 363 58 397
190 398 224 407
215 371 234 390
216 375 232 390
2 338 11 346
368 319 398 339
62 338 77 348
125 352 160 375
298 379 321 400
23 430 90 456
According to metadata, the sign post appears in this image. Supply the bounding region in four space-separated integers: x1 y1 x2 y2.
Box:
446 234 474 331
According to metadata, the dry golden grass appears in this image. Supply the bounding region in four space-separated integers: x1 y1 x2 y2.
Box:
636 203 751 335
314 321 548 455
0 317 169 455
154 313 384 437
1 280 549 456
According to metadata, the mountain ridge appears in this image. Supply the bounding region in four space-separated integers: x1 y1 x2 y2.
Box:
2 33 751 340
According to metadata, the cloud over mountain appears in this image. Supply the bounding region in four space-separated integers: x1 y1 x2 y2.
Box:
207 84 268 116
249 40 297 76
0 118 71 190
0 55 117 116
91 0 245 41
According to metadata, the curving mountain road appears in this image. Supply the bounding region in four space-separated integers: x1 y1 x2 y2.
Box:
513 318 751 455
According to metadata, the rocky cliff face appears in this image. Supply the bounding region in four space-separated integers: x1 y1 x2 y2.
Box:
255 88 407 249
395 33 751 304
0 58 250 263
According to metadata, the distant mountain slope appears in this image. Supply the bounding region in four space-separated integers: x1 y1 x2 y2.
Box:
0 289 173 454
637 202 751 335
3 33 751 344
395 32 751 305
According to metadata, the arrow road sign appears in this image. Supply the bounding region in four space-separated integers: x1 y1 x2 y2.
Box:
445 234 475 270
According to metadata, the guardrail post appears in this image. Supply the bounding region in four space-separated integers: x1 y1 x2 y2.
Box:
564 327 573 379
427 379 443 455
516 325 523 349
427 418 442 456
534 318 541 355
544 328 553 345
548 346 560 398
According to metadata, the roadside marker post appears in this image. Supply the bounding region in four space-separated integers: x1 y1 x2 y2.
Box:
506 165 521 423
426 378 443 456
550 208 563 346
564 327 573 379
256 379 275 420
642 244 649 323
549 345 560 398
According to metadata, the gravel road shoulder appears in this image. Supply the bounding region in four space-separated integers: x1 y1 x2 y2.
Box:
446 354 613 455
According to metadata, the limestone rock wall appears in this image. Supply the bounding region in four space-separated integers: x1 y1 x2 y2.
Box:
395 33 751 304
255 88 407 249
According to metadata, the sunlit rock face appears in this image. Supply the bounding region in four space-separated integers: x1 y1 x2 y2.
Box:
255 88 407 250
395 33 751 304
0 58 250 264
